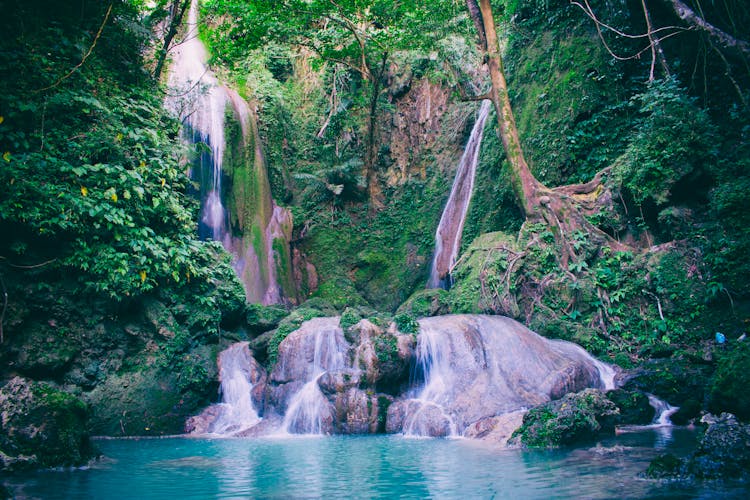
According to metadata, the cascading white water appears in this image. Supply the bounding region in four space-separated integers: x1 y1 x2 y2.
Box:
165 0 294 305
281 323 348 434
402 327 460 437
397 315 617 437
166 0 228 243
428 100 492 289
203 343 261 436
647 393 679 426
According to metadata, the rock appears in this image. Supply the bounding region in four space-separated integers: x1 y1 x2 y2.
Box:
333 389 389 434
646 412 750 481
646 453 684 479
270 317 347 384
396 289 451 318
621 358 712 414
463 410 527 445
387 400 454 437
606 389 655 425
83 357 217 436
388 315 608 436
13 321 79 377
709 342 750 421
244 304 288 337
510 388 619 448
184 405 223 434
686 413 750 480
0 377 94 470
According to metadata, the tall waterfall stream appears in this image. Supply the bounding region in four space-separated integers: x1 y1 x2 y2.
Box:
428 100 492 289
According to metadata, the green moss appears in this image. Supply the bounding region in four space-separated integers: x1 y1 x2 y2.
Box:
396 289 450 318
392 313 419 336
709 342 750 421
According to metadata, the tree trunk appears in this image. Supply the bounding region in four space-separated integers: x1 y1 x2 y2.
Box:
153 0 191 81
365 52 389 209
466 0 630 265
473 0 545 217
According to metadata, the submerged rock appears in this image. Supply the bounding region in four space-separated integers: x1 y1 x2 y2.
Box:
0 377 94 471
509 388 619 448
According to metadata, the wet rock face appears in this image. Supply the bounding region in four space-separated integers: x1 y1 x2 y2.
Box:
388 315 607 437
606 389 655 425
509 388 619 448
0 377 94 471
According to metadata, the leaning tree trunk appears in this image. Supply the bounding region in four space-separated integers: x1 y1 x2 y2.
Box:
474 0 544 216
467 0 630 267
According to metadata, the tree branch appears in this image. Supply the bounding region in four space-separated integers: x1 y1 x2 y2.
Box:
666 0 750 55
35 4 113 92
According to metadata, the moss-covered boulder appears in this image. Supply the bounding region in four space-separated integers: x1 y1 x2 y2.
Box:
621 357 712 422
396 289 451 318
606 389 655 425
646 413 750 481
0 377 94 470
510 388 619 448
83 344 219 436
686 413 750 480
448 232 521 316
709 342 750 421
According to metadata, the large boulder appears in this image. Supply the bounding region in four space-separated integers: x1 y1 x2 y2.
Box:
685 413 750 480
0 377 94 470
386 315 610 436
509 388 619 448
646 413 750 481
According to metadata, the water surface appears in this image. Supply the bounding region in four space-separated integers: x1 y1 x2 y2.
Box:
4 429 747 499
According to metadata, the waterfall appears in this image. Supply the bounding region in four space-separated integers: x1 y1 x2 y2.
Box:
428 100 492 289
280 320 349 434
395 315 616 437
191 343 262 436
647 393 679 426
165 0 295 305
402 326 460 437
166 0 228 243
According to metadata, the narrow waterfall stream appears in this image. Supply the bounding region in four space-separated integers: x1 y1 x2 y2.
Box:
188 342 263 436
281 320 349 434
647 393 679 426
428 100 492 289
166 0 228 243
165 0 294 304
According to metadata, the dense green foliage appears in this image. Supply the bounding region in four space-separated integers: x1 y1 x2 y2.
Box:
0 0 240 303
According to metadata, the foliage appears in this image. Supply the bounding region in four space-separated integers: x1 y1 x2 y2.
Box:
709 342 750 421
393 313 419 335
0 0 239 302
613 78 717 205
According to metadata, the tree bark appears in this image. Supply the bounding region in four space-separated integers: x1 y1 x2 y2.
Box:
471 0 545 217
666 0 750 55
153 0 191 81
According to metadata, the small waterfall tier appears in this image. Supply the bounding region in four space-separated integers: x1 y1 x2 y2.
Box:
388 315 614 437
271 318 351 435
165 0 296 305
428 100 492 289
185 343 264 436
647 393 679 426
